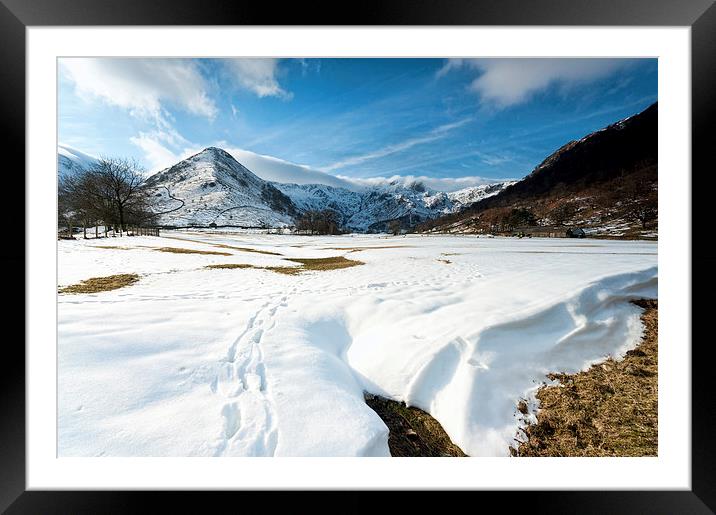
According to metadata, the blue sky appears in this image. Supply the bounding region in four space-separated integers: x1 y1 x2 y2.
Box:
59 57 657 191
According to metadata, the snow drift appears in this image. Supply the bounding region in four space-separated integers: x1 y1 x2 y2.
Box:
58 234 657 457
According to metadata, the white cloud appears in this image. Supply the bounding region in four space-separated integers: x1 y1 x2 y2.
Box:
222 147 354 189
436 58 464 78
223 59 291 99
61 58 217 120
221 148 506 192
439 58 631 108
129 132 189 173
321 118 473 172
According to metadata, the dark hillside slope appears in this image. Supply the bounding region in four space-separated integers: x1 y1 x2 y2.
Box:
421 103 658 238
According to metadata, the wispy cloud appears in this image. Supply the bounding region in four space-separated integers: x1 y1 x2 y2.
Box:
221 146 354 189
223 59 292 99
60 58 218 121
130 133 186 172
320 118 473 172
438 58 633 108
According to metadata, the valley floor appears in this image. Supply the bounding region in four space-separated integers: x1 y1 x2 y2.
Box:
57 232 657 457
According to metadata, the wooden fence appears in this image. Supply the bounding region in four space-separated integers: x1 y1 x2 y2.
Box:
126 226 160 237
58 226 160 239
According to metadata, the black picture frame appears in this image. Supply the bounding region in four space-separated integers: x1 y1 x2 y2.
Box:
2 0 714 512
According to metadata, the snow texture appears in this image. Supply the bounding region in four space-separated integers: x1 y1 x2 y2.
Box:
58 233 657 457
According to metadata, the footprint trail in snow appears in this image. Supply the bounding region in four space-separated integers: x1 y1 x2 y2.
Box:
210 290 295 457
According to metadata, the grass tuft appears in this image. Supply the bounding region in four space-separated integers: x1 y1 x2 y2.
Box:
59 274 140 294
198 255 364 276
512 299 658 457
205 263 255 270
213 244 282 255
286 256 364 271
155 247 232 256
265 266 304 275
323 245 410 252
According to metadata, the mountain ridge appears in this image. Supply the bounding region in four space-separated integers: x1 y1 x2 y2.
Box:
57 103 655 235
138 147 513 231
419 102 658 238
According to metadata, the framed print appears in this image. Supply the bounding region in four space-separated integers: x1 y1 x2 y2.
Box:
3 0 715 512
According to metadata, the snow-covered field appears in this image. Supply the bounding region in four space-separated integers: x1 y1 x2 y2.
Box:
58 233 657 457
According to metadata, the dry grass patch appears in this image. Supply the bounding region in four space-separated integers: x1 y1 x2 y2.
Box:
200 255 364 275
512 299 658 457
205 263 302 274
364 393 467 457
213 244 282 256
94 245 133 250
265 266 304 275
436 259 452 264
286 256 364 271
324 245 411 252
161 236 281 255
205 263 256 270
59 273 140 294
155 247 232 256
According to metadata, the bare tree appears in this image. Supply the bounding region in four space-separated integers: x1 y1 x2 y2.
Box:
58 157 158 237
388 219 401 235
295 209 341 235
623 176 658 230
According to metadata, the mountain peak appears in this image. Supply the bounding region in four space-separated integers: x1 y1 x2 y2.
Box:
193 146 235 161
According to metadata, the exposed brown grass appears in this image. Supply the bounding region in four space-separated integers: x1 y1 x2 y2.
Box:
205 263 256 270
512 299 658 457
364 393 467 457
286 256 364 271
265 266 304 275
212 244 282 255
203 256 363 275
155 247 232 256
94 245 133 250
161 235 283 255
59 273 140 294
437 259 452 264
323 245 411 252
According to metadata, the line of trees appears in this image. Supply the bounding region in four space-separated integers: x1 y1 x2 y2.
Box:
295 209 342 235
58 157 158 238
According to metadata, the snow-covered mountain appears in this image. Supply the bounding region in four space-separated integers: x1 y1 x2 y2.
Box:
142 147 513 230
58 144 99 178
60 144 512 231
144 147 298 228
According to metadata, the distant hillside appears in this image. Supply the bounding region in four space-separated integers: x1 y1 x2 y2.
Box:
139 147 513 231
420 103 658 238
58 144 99 178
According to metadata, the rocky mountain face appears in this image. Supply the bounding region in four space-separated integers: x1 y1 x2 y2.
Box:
420 103 658 238
139 147 513 231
